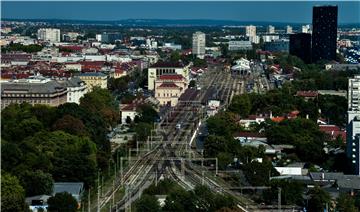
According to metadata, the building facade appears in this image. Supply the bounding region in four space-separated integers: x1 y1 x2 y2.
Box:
286 25 293 34
312 5 338 62
57 77 87 104
192 32 206 59
267 25 275 34
228 41 252 51
264 39 289 53
154 74 188 106
246 25 256 37
147 62 190 90
289 33 312 63
37 28 61 43
1 78 67 109
347 75 360 175
79 72 107 91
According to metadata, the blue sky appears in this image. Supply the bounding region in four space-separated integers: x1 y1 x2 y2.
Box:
1 1 359 23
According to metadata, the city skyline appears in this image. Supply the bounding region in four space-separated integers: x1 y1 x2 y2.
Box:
2 1 360 24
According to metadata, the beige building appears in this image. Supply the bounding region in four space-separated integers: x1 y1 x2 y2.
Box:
148 62 190 91
1 78 67 109
79 72 107 91
155 74 188 106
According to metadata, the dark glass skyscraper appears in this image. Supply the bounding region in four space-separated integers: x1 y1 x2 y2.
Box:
312 5 338 62
289 33 312 64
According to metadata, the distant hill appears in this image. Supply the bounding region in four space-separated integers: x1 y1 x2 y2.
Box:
3 18 359 28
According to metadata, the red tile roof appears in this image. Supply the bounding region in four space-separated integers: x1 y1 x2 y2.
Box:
296 91 319 98
159 74 184 81
151 61 184 68
157 82 179 88
319 125 346 141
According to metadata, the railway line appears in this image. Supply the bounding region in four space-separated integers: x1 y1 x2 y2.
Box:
100 64 254 211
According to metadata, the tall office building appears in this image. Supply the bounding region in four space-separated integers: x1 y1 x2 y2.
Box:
286 25 293 34
267 25 275 34
347 75 360 175
312 5 338 62
245 25 256 37
192 31 206 59
289 33 312 63
37 28 61 43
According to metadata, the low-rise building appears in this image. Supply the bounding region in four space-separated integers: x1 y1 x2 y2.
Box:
1 78 67 109
155 74 188 106
79 72 107 91
57 77 87 104
228 40 252 51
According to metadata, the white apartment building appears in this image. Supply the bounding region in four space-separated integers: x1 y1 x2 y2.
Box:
37 28 61 43
246 25 256 37
268 25 275 34
347 75 360 175
192 31 206 59
262 35 280 42
348 75 360 115
302 25 311 33
286 25 293 34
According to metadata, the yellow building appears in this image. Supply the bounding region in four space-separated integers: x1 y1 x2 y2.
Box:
155 74 188 106
79 72 107 91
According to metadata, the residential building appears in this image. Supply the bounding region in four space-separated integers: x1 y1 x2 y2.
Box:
302 25 311 33
286 25 293 34
147 62 190 90
347 117 360 175
228 40 252 51
154 74 188 106
289 33 312 63
57 77 87 104
262 35 280 43
348 75 360 114
246 25 256 37
192 31 206 59
120 97 145 123
37 28 61 43
267 25 275 34
1 78 67 109
312 5 338 62
162 43 182 50
79 72 107 91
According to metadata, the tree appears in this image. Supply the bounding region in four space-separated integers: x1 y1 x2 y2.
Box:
47 192 78 212
1 173 26 212
307 186 331 212
52 115 88 136
136 104 158 124
228 95 251 118
20 170 54 196
242 161 278 186
189 80 196 88
262 180 304 205
336 193 357 212
134 194 161 212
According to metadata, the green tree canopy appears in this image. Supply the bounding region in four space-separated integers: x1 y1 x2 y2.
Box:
1 172 26 212
20 170 54 196
47 192 78 212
